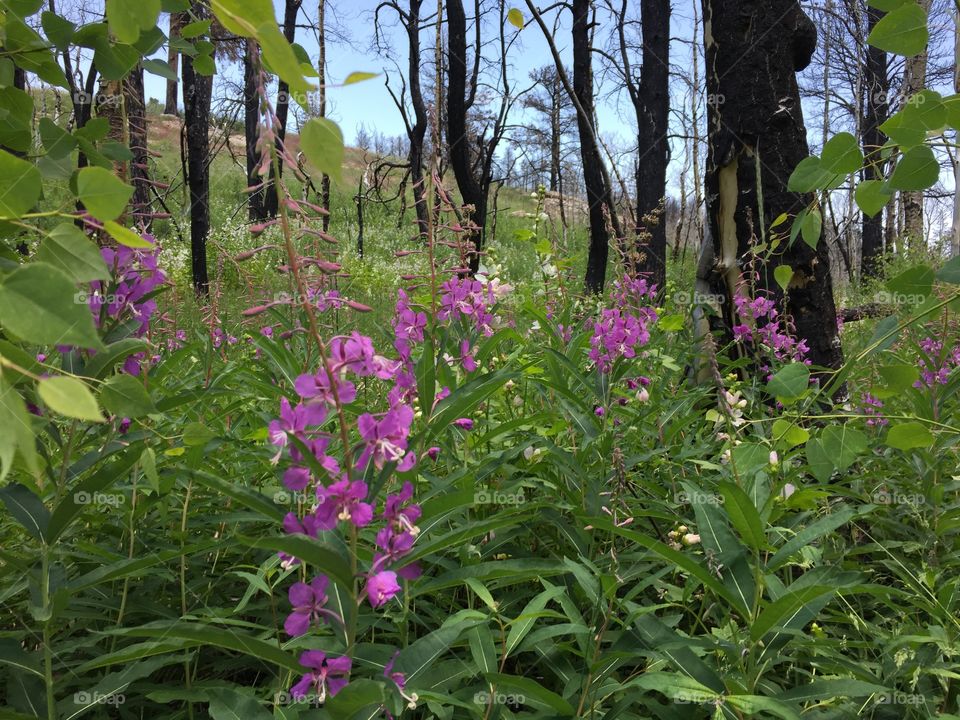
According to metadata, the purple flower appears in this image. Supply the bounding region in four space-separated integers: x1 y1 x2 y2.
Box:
426 446 440 461
284 576 330 636
357 405 416 471
384 652 406 689
268 397 327 463
329 332 398 379
290 650 351 701
295 368 356 406
453 418 473 430
365 570 401 607
313 479 375 529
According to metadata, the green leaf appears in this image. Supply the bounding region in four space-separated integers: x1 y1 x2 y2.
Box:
106 0 161 43
855 179 891 217
0 638 42 678
727 694 802 720
36 223 110 283
343 71 378 85
820 425 868 471
788 156 833 193
750 585 836 641
299 118 344 183
77 166 133 221
774 265 793 291
878 363 919 390
207 688 272 720
767 362 810 401
627 672 720 703
800 208 822 249
820 132 863 174
41 10 75 49
772 419 810 449
0 263 103 350
484 673 574 714
0 149 42 217
38 117 77 159
886 421 934 450
179 19 212 38
885 263 933 302
239 535 354 590
880 109 927 147
768 504 863 571
901 89 946 131
804 437 834 482
868 2 929 56
507 7 524 28
0 87 34 153
103 220 153 248
0 483 49 542
37 376 104 421
889 145 939 191
142 58 178 81
324 680 386 715
0 380 38 480
719 482 766 551
937 255 960 283
504 586 564 657
99 374 155 418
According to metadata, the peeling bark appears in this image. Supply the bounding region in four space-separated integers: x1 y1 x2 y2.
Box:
697 0 843 375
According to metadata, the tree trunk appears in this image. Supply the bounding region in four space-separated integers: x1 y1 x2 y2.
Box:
181 6 212 296
446 0 487 273
861 5 888 278
901 0 932 252
165 12 181 116
317 0 331 233
572 0 618 293
263 0 301 218
696 0 843 374
244 40 267 221
125 64 152 230
634 0 670 292
954 8 960 258
407 0 430 240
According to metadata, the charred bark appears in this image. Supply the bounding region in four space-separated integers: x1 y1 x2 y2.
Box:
125 64 153 230
244 40 267 221
697 0 843 374
634 0 670 292
861 5 888 279
572 0 617 293
181 7 212 296
407 0 430 239
446 0 487 273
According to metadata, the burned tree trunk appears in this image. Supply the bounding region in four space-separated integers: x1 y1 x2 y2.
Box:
262 0 301 218
861 5 888 279
125 64 153 230
407 0 430 240
446 0 488 273
181 6 212 296
244 40 267 221
696 0 843 373
165 12 182 116
634 0 670 292
572 0 619 293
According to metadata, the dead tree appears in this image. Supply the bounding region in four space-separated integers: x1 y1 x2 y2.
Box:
861 4 889 278
181 4 212 295
695 0 844 374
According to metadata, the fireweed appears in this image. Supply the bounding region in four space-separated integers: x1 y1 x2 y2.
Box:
731 289 810 379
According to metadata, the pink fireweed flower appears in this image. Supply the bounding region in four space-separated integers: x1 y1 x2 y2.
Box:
356 405 416 471
295 367 357 406
268 397 327 463
453 418 474 430
426 446 440 461
313 479 375 529
290 650 351 701
458 340 477 372
284 575 331 636
365 570 401 607
329 332 399 379
588 307 654 373
383 482 422 535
